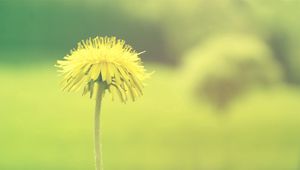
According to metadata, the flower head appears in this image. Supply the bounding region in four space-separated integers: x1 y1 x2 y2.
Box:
56 36 149 103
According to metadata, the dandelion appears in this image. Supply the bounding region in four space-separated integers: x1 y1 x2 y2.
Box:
56 36 149 170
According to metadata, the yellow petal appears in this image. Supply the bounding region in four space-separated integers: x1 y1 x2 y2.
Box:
90 64 101 80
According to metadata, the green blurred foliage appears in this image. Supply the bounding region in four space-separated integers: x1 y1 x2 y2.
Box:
247 0 300 83
0 0 167 63
1 0 299 82
181 34 282 109
117 0 255 61
116 0 300 82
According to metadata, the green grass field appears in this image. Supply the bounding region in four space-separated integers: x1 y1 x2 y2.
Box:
1 63 300 170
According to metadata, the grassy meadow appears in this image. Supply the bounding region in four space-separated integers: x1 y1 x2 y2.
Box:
1 58 300 170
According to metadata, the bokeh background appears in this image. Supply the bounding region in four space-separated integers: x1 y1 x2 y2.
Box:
1 0 300 169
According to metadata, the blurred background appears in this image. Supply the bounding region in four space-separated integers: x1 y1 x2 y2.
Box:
1 0 300 169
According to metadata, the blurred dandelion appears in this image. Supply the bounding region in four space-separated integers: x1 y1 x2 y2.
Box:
56 36 149 170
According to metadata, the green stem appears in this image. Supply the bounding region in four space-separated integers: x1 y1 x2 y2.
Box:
94 84 103 170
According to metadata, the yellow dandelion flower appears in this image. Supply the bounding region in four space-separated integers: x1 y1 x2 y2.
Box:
55 36 150 170
56 36 149 103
